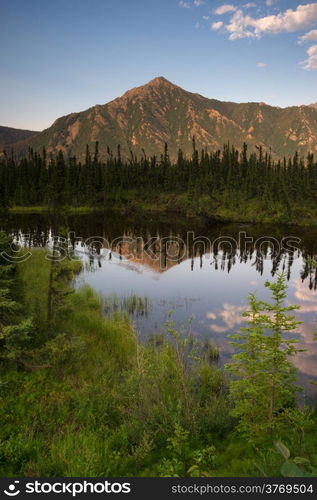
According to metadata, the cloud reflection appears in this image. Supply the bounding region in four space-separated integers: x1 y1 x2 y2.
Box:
208 303 245 333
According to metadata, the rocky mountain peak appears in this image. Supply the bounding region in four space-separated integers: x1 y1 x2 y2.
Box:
5 78 317 160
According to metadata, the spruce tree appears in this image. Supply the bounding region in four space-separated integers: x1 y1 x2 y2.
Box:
226 273 302 441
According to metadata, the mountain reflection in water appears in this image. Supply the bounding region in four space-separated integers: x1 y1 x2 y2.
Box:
2 212 317 396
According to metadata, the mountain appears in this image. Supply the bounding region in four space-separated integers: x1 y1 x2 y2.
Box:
7 77 317 159
0 126 39 149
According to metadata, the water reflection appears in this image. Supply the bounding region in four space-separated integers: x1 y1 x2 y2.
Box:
1 213 317 396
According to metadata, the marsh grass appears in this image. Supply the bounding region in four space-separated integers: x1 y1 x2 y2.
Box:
0 250 316 477
0 250 231 476
103 293 150 317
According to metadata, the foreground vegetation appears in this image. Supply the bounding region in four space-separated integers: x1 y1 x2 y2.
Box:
0 233 316 477
2 142 317 224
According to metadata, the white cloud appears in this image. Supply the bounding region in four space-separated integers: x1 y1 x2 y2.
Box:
208 2 317 72
178 1 190 8
178 0 204 6
209 324 227 333
226 9 255 39
206 312 217 320
226 3 317 40
298 29 317 44
294 278 317 303
211 21 224 30
219 303 245 329
203 15 210 20
301 44 317 70
215 4 237 15
195 21 201 28
208 303 245 333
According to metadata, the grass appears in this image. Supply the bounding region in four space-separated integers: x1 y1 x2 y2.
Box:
9 206 96 215
8 192 317 226
0 250 316 477
103 293 150 317
0 250 230 476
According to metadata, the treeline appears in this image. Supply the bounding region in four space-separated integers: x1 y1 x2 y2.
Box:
1 140 317 210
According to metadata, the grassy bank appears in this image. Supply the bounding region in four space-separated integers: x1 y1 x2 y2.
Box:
7 191 317 226
0 246 316 477
8 206 96 215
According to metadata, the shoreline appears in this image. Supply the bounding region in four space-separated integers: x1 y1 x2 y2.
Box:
6 202 317 228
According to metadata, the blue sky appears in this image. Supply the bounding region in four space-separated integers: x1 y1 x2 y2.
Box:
1 0 317 130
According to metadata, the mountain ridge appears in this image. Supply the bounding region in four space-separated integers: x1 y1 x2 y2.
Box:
0 125 39 149
4 77 317 159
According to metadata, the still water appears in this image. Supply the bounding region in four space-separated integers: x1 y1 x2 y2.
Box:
2 212 317 396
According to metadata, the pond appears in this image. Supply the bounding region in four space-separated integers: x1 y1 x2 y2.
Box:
2 211 317 398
